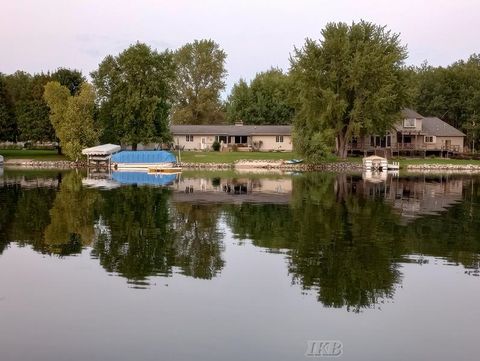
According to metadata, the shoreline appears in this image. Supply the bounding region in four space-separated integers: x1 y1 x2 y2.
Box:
4 159 480 173
3 159 364 171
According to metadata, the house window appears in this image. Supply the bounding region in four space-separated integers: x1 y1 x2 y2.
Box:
403 118 416 128
186 135 194 142
215 135 228 144
370 135 390 147
234 136 248 144
276 135 284 143
424 136 435 143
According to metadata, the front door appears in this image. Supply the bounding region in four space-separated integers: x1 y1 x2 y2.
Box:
201 137 207 150
444 139 451 150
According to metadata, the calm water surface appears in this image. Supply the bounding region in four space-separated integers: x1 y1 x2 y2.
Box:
0 169 479 361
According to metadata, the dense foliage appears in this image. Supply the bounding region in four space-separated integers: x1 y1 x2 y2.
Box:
91 42 176 148
412 55 480 151
44 82 99 160
290 21 410 159
171 39 227 125
226 68 294 124
0 74 16 141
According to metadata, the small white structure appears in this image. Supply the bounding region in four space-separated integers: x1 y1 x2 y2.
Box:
82 144 121 168
388 161 400 170
0 155 4 165
363 155 388 171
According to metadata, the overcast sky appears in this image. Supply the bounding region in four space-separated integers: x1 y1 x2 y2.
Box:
1 0 479 93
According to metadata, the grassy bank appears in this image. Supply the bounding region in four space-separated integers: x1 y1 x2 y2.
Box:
3 148 480 168
176 151 299 164
0 149 66 161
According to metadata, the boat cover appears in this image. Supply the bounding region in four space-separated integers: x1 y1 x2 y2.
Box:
111 151 176 164
111 171 176 186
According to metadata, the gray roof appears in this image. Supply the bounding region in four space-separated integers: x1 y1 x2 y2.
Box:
422 117 466 137
402 108 423 119
171 125 292 136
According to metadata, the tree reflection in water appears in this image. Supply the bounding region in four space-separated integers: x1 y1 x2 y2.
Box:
1 170 480 307
225 173 406 312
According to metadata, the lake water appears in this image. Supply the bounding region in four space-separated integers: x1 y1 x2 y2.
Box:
1 169 479 361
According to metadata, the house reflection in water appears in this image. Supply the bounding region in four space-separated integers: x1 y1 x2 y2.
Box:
172 175 292 204
362 173 464 222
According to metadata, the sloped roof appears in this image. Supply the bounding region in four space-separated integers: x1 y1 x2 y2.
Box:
171 125 292 136
363 155 387 160
422 117 466 137
82 143 121 155
402 108 423 119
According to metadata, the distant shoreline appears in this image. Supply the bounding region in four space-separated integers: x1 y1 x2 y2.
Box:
2 158 362 171
4 158 480 173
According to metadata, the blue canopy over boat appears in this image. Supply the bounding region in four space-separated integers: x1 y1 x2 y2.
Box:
111 151 176 164
111 172 176 186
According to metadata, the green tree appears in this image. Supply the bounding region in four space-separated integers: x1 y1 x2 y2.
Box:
413 55 480 151
290 21 410 159
226 68 295 124
91 42 176 149
44 81 99 160
171 39 227 124
4 71 55 143
0 74 17 141
51 68 85 96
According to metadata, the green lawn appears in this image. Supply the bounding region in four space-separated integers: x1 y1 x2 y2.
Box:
0 149 67 161
2 148 480 168
176 151 298 163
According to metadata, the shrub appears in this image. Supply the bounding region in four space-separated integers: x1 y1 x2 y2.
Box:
212 140 221 151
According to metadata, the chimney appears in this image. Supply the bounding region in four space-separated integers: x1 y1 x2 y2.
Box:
235 120 244 126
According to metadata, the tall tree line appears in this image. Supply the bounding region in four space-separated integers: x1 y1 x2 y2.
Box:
0 69 84 144
2 31 480 159
412 55 480 152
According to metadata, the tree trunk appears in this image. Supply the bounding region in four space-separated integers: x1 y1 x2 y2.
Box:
132 143 137 151
336 134 348 159
57 146 62 155
334 173 349 202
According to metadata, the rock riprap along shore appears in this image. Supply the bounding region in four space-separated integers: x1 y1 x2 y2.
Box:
4 159 84 169
407 164 480 171
3 158 365 171
182 160 363 171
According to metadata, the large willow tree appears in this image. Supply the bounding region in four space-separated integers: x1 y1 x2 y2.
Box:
290 21 410 159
